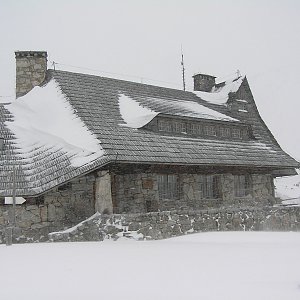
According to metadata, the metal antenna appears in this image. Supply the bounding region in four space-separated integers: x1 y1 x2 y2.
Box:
181 46 186 91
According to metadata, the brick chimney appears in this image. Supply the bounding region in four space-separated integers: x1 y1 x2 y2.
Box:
15 51 48 98
193 73 216 92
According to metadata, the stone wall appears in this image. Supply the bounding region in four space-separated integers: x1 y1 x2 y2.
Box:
49 206 300 242
15 51 47 98
112 168 275 213
0 174 96 243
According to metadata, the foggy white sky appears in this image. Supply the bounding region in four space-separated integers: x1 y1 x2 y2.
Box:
1 0 299 161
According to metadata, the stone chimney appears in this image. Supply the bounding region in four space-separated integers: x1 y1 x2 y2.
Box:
15 51 48 98
193 73 216 92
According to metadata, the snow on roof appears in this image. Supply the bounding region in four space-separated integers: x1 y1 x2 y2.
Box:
5 79 104 168
193 76 244 105
165 99 239 122
118 94 239 127
118 94 158 128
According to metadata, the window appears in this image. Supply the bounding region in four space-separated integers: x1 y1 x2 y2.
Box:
190 123 202 135
220 127 231 138
232 128 241 139
157 174 179 200
174 122 181 133
173 122 186 133
204 125 216 136
234 175 252 197
198 175 221 199
158 120 172 132
241 128 248 139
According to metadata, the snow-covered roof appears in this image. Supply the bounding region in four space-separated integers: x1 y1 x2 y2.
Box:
0 70 298 196
6 79 104 168
193 76 244 105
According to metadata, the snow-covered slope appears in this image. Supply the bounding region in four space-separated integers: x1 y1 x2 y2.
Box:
274 171 300 206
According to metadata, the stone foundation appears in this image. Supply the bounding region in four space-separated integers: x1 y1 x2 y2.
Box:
49 206 300 242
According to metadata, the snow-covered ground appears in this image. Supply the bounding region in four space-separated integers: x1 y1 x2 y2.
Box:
1 232 300 300
275 171 300 206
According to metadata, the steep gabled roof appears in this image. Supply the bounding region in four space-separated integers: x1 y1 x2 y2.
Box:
0 70 298 196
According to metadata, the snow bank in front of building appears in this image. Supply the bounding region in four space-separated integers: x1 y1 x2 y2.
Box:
1 232 300 300
194 76 244 105
118 94 158 128
275 171 300 206
6 79 104 168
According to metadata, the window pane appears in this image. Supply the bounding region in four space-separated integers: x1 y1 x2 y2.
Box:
232 128 241 139
158 174 178 200
198 175 220 199
234 175 252 197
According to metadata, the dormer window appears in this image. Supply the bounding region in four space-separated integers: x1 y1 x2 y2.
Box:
158 120 172 132
149 116 251 141
190 123 202 135
204 125 217 137
220 127 230 138
232 128 241 139
174 122 187 133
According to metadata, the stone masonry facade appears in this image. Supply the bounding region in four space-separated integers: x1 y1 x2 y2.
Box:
0 174 95 243
15 51 47 98
111 165 275 214
0 164 276 243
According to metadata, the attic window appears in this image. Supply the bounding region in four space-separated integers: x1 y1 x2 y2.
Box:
174 122 187 133
220 127 230 138
204 125 217 137
158 120 172 132
190 123 202 135
232 128 241 139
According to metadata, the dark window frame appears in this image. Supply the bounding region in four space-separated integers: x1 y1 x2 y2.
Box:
198 175 221 199
234 174 252 197
157 174 179 200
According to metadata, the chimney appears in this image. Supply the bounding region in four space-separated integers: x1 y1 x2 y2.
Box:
193 73 216 92
15 51 48 98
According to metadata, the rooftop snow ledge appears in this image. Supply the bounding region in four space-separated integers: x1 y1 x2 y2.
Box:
193 76 244 105
118 94 158 128
5 79 104 168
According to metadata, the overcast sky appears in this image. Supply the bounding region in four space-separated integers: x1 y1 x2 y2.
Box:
1 0 299 161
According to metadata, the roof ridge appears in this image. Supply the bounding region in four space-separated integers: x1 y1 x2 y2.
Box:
49 69 197 96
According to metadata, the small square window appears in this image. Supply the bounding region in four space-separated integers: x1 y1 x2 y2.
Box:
158 120 172 132
204 125 216 136
232 128 241 139
190 123 202 135
220 127 231 138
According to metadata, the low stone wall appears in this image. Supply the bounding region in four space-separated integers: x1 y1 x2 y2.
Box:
49 206 300 242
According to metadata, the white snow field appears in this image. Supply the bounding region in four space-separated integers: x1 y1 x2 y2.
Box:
0 232 299 300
